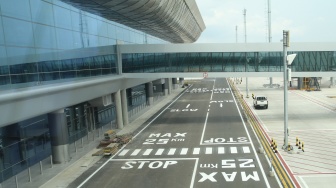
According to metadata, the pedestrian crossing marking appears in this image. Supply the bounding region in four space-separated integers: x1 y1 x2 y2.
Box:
131 149 141 156
180 148 188 155
218 147 225 154
155 148 165 155
168 148 176 155
205 147 212 154
118 146 251 157
118 149 129 156
193 148 200 155
242 146 250 153
143 149 153 155
230 147 238 154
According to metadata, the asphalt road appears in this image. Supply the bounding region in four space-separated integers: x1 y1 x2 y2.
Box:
71 78 280 188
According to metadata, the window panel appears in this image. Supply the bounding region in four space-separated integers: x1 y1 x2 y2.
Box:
87 16 97 35
6 47 36 63
71 11 81 32
107 24 116 39
30 0 54 26
97 20 108 37
0 17 4 45
3 17 34 47
33 23 57 49
53 5 72 29
55 28 74 49
98 36 109 46
0 0 31 21
0 45 6 63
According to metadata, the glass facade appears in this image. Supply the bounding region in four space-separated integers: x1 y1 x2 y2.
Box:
122 51 336 73
0 0 165 89
0 0 167 183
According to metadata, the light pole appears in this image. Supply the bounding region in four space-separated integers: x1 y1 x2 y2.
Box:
282 30 296 149
243 9 249 98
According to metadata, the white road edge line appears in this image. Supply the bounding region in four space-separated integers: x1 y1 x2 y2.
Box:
77 88 189 188
199 112 209 145
227 78 271 188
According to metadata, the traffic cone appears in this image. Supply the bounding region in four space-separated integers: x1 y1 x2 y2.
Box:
287 142 291 151
302 141 304 152
274 143 278 153
295 137 299 146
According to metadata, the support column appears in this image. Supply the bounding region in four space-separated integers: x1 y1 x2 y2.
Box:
179 78 184 87
121 89 129 126
165 78 171 95
162 79 168 96
114 90 123 129
297 77 303 90
145 82 154 106
172 78 178 89
48 109 69 164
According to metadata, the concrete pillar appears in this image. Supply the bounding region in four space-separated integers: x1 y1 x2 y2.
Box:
179 78 184 86
330 77 335 88
297 77 303 90
48 109 69 164
172 78 178 89
121 89 129 126
145 82 154 105
162 80 168 96
165 78 171 95
114 90 123 129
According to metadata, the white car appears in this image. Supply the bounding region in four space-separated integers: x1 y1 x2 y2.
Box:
253 96 268 109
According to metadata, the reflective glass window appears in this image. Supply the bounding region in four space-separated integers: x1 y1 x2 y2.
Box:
98 36 109 46
0 17 4 45
60 59 75 71
38 61 59 72
55 28 74 49
0 45 6 62
0 65 8 75
72 31 85 48
97 20 108 37
0 75 9 85
71 11 81 32
11 73 38 84
60 71 76 79
53 5 72 30
88 34 98 47
0 0 31 21
87 16 97 35
6 47 35 63
30 0 54 26
33 23 57 49
108 24 116 39
10 63 37 74
108 39 116 45
3 17 34 47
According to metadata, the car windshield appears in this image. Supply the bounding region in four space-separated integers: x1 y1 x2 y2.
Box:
257 97 266 100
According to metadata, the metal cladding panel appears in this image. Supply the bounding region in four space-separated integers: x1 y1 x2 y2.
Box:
60 0 205 43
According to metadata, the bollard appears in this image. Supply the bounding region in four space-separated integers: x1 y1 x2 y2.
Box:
298 140 302 149
28 167 32 182
40 161 43 175
287 142 291 151
81 138 84 148
296 137 299 146
15 175 18 188
75 141 77 153
51 155 53 168
302 141 305 152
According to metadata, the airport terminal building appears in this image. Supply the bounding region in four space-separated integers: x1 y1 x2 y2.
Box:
0 0 206 182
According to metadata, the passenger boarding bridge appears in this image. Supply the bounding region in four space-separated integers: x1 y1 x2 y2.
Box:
0 42 336 127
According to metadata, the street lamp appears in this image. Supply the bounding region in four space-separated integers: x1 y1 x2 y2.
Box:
282 30 296 149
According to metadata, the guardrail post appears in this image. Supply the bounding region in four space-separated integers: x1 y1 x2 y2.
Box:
15 175 18 188
51 155 53 168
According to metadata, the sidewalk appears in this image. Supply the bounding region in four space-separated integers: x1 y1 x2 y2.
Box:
2 87 185 188
235 77 336 188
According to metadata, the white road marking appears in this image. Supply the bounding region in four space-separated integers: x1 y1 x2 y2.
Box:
155 148 165 155
143 149 153 155
205 147 212 154
230 147 238 154
180 148 188 155
118 149 129 156
193 148 200 155
186 104 190 108
168 148 176 155
200 112 209 145
243 146 250 153
228 79 271 188
218 147 225 154
130 149 141 156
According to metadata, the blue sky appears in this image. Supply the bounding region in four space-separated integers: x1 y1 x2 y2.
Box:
195 0 336 43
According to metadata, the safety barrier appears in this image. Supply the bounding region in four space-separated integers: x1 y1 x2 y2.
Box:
229 78 297 188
